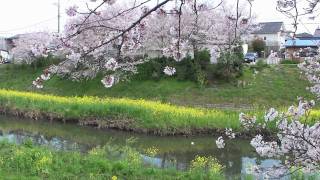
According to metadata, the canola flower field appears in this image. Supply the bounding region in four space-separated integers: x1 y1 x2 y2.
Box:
0 89 319 135
0 89 248 135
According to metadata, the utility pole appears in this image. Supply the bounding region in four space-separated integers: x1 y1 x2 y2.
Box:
57 0 61 33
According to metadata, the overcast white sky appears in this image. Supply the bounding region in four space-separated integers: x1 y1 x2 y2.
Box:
0 0 319 37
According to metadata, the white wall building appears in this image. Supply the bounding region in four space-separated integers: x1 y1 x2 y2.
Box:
244 22 286 54
0 37 14 62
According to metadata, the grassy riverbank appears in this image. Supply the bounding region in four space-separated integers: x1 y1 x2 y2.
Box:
0 63 317 135
0 141 224 179
0 64 313 109
0 89 243 135
0 89 319 135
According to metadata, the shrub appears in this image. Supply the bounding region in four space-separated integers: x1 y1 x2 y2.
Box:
194 49 211 67
135 50 211 83
136 49 243 84
280 59 300 65
135 57 167 81
212 50 244 80
175 55 197 81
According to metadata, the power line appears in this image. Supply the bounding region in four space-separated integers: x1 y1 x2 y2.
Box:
57 0 61 33
284 22 320 25
0 17 57 33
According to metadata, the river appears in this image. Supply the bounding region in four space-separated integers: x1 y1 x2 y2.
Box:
0 115 289 179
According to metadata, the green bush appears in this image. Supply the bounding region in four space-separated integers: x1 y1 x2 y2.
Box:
136 49 215 84
175 55 197 81
195 49 211 66
280 59 300 65
212 50 244 80
136 49 244 84
135 56 169 81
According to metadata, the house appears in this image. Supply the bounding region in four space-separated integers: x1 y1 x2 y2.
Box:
245 22 287 53
284 39 319 59
0 37 9 63
284 29 320 59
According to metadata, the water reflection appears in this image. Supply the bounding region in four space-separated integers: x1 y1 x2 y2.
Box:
0 130 91 152
0 115 286 179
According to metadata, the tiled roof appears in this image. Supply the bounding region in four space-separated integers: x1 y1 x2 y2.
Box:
252 22 283 34
296 33 313 38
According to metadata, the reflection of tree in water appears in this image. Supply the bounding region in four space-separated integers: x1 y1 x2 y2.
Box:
1 130 90 152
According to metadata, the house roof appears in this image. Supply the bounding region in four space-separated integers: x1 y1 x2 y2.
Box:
252 22 284 34
294 33 320 40
296 32 313 38
285 39 320 47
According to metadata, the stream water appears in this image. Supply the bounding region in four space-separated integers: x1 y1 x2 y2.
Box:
0 115 288 179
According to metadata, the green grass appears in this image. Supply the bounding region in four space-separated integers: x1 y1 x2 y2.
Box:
0 141 224 179
0 64 314 109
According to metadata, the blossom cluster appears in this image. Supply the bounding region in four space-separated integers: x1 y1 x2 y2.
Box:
101 75 116 88
163 66 176 76
264 108 278 122
215 136 225 149
225 128 235 139
66 5 78 17
32 69 51 89
299 58 320 98
239 112 256 129
104 58 118 71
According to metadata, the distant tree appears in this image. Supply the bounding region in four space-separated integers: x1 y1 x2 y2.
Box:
251 38 265 57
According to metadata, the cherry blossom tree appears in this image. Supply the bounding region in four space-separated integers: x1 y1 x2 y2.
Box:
3 0 255 89
144 0 256 62
23 0 255 88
